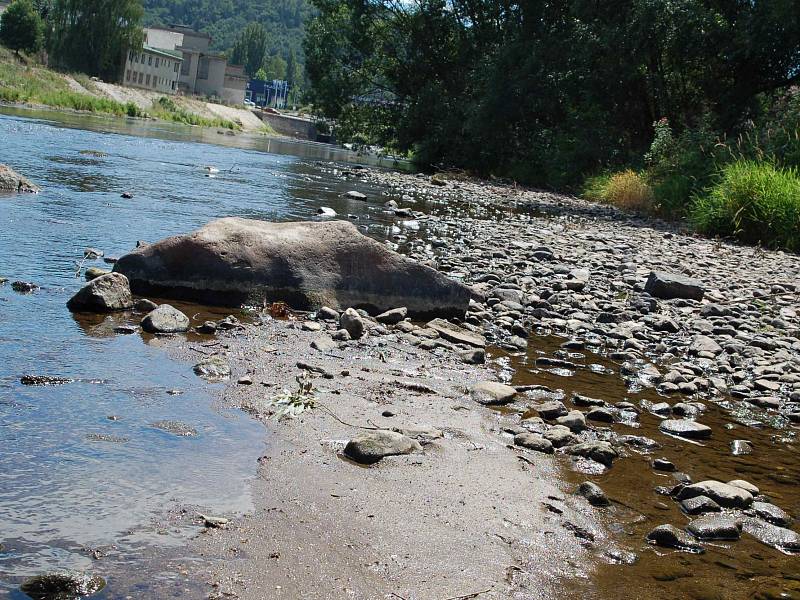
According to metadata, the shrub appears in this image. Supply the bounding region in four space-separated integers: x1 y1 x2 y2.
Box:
581 173 612 202
604 170 655 213
0 0 44 55
691 160 800 252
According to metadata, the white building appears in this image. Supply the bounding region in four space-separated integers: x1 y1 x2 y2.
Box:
123 46 183 95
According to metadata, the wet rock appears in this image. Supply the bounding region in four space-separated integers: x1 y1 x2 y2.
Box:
543 425 576 448
459 348 485 364
728 479 759 496
345 190 367 200
193 357 232 381
141 304 190 333
113 325 137 335
197 321 217 334
19 572 105 599
0 164 40 193
83 248 104 260
687 515 741 540
121 191 133 199
20 375 72 386
115 219 472 317
752 502 793 527
134 298 158 312
514 432 554 454
565 441 618 467
659 419 712 440
677 480 753 508
152 420 198 436
317 206 337 217
556 410 587 433
730 439 753 455
339 308 365 339
587 407 615 423
742 518 800 552
343 430 422 464
84 267 109 281
680 495 721 515
645 271 704 301
646 525 704 553
653 458 676 472
426 318 485 347
470 381 517 405
534 400 568 420
376 306 407 325
577 481 610 507
67 273 134 312
572 393 605 407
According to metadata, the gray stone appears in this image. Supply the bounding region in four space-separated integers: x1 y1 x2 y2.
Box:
742 518 800 552
318 306 339 320
67 273 134 312
470 381 517 405
645 271 705 301
680 495 721 515
587 407 615 423
659 419 712 440
345 190 367 200
543 425 575 448
534 401 568 420
556 410 587 433
376 307 408 325
752 502 792 527
689 335 723 356
344 430 422 464
577 481 609 507
426 318 485 347
459 348 485 364
114 219 471 317
84 267 110 281
141 304 190 333
646 525 704 552
0 164 40 193
677 480 753 508
687 515 741 540
514 432 554 454
193 357 231 381
339 308 365 339
727 479 759 496
565 441 618 467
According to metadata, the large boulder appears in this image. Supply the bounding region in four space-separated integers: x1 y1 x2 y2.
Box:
67 273 134 312
645 271 705 301
677 480 753 509
114 218 471 317
344 430 422 465
0 164 40 193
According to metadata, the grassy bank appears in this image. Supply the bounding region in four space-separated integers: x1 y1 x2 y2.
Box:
581 92 800 253
0 46 239 130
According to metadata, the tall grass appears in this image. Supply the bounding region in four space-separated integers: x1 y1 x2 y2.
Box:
691 160 800 252
581 170 655 213
150 96 239 130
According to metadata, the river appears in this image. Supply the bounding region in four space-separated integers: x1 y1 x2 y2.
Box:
0 107 416 597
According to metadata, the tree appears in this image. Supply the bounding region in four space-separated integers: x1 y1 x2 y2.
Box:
254 67 268 82
263 53 287 81
0 0 45 55
49 0 144 82
230 22 268 78
286 48 302 88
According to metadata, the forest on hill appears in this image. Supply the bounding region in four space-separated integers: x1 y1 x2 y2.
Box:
141 0 310 59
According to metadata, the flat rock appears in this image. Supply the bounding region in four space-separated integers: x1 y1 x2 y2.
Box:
687 515 741 540
646 524 704 553
376 306 408 325
645 271 705 301
141 304 190 333
66 273 134 312
659 419 712 440
534 400 568 420
680 495 721 515
565 441 618 467
677 480 753 508
752 502 792 527
514 432 554 454
742 518 800 552
426 318 485 347
577 481 610 507
193 357 232 381
114 218 471 317
470 381 517 405
343 430 422 464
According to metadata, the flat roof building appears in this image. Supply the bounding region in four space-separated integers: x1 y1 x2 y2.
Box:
123 45 183 95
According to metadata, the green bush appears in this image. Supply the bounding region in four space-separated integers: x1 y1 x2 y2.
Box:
691 160 800 252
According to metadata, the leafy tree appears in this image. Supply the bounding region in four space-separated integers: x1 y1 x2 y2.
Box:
0 0 45 55
286 48 302 89
262 53 286 81
254 67 267 82
49 0 144 82
230 22 267 78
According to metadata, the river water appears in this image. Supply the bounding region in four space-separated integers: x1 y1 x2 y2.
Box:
0 107 416 597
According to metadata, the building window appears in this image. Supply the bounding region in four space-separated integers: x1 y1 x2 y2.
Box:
180 55 191 76
128 50 133 61
198 57 210 80
126 69 131 82
145 74 151 86
172 81 176 90
148 55 152 66
174 62 179 73
138 72 143 84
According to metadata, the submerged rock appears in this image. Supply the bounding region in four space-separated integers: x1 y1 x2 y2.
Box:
114 218 471 317
577 481 610 507
0 164 40 193
686 515 742 540
20 572 105 599
343 430 421 464
66 273 134 312
646 524 704 553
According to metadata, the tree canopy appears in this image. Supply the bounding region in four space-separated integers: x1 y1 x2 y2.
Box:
0 0 45 55
49 0 144 82
305 0 800 188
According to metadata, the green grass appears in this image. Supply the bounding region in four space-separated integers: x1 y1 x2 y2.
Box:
581 173 612 202
150 96 239 130
691 160 800 252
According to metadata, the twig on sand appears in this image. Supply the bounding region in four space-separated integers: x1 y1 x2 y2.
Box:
442 588 493 600
317 402 382 431
188 346 217 356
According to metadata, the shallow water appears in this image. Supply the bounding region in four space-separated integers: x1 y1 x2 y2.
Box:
503 335 800 599
0 107 420 595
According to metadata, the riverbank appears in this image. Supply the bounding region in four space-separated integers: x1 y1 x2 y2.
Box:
157 167 800 599
0 47 267 133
